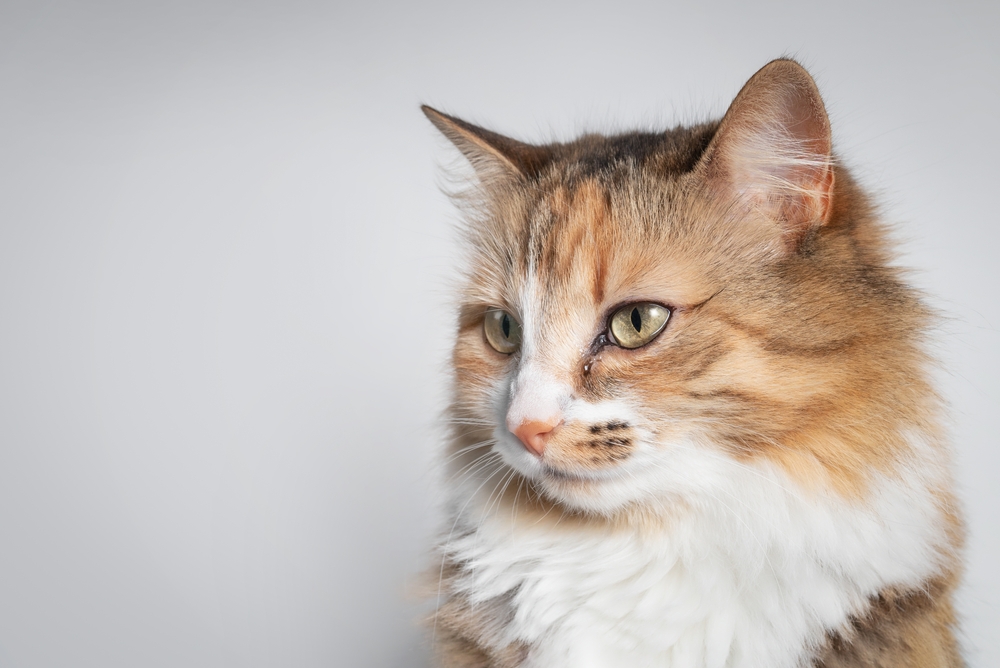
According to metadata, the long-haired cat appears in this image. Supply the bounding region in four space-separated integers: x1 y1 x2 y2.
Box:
422 59 963 668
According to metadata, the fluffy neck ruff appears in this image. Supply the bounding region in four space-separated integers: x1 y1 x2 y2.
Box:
438 434 954 668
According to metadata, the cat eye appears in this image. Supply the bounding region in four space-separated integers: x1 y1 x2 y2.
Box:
484 309 523 354
608 303 670 349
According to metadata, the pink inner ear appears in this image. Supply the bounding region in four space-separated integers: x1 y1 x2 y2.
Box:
724 113 834 243
706 62 836 251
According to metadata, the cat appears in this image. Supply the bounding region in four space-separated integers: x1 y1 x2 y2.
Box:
422 59 964 668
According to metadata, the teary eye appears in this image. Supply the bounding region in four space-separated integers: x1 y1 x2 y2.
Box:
484 309 523 354
608 303 670 349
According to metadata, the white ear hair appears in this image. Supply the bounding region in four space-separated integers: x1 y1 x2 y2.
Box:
701 60 835 253
727 115 832 200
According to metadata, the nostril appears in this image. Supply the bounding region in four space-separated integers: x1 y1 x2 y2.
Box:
512 419 560 457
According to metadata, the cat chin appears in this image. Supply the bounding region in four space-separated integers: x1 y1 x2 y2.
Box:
492 433 660 515
534 476 648 516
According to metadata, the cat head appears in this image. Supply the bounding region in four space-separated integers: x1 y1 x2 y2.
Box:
426 60 930 516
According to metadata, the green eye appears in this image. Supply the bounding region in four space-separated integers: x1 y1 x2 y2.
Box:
484 310 523 354
609 303 670 349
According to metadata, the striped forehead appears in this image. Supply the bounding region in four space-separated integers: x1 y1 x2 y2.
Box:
468 174 678 338
484 179 624 367
526 179 614 307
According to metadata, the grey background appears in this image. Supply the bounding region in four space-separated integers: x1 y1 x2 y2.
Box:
0 1 996 666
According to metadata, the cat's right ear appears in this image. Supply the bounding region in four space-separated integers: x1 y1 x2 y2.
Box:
422 106 551 181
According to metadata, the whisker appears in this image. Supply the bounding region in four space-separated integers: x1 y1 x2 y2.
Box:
432 454 507 645
439 438 496 467
445 448 502 485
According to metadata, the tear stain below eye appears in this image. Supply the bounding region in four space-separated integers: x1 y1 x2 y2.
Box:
582 333 610 376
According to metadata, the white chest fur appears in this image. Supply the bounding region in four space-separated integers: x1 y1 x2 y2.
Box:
442 443 949 668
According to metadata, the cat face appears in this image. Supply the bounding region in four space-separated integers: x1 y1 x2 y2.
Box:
450 176 714 512
431 60 928 516
450 171 802 514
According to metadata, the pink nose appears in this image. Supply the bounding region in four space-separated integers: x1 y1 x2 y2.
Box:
512 418 560 457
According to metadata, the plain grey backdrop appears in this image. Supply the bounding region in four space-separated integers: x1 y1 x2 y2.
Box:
0 1 996 666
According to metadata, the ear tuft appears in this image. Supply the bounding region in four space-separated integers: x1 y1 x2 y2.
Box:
421 106 552 180
701 59 835 253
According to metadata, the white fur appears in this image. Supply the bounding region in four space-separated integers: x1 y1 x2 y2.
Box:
444 423 951 667
504 357 570 433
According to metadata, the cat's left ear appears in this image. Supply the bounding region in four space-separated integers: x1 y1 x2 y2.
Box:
422 105 552 181
699 59 835 253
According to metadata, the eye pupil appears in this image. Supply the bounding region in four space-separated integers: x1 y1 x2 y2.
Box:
485 310 522 354
609 302 669 349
